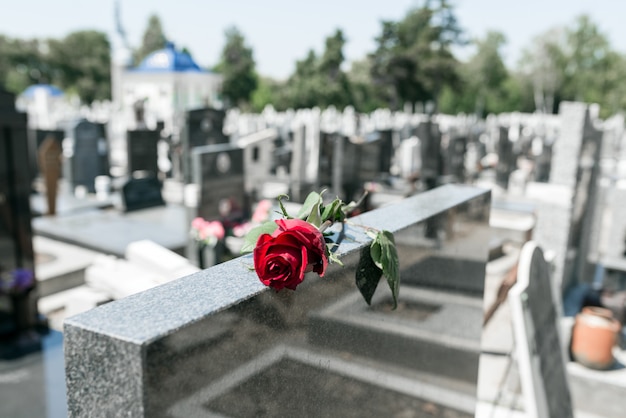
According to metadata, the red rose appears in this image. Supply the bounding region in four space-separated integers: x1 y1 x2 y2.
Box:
253 219 328 290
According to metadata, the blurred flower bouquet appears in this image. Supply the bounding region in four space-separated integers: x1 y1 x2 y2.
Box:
190 217 226 247
241 191 400 308
0 268 35 296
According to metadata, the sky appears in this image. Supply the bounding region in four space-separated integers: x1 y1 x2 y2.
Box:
1 0 625 80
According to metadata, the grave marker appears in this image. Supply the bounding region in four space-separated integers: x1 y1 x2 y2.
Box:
182 108 228 183
0 89 41 350
37 136 62 215
127 129 160 176
508 241 573 418
192 143 247 226
68 120 109 194
27 129 64 184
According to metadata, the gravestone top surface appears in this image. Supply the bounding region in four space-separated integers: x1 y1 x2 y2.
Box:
509 241 573 418
32 205 188 258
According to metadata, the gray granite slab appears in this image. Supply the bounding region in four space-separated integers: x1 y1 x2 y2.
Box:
33 205 189 258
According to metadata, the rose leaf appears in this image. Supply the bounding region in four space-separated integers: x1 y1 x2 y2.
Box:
240 221 278 254
321 198 343 223
306 201 323 227
297 192 322 220
355 246 382 305
277 194 292 218
376 230 400 309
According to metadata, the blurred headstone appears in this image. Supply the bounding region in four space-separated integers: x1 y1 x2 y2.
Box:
127 129 160 177
68 120 109 194
37 135 62 216
192 144 247 227
508 241 573 418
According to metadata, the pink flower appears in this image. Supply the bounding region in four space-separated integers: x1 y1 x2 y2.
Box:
252 199 273 223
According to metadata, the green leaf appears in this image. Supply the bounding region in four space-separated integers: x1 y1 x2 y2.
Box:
240 221 278 254
306 200 323 227
297 192 322 219
373 230 400 309
355 246 383 305
322 198 347 223
277 194 291 218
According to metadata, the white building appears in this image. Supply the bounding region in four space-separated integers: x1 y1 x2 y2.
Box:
117 42 223 136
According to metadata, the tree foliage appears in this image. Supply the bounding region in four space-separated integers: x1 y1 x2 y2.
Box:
218 26 258 109
369 0 464 110
48 31 111 103
134 14 167 65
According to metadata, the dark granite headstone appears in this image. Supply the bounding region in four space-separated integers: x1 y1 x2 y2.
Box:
495 126 515 189
68 120 109 193
126 129 160 176
445 135 467 182
0 90 41 351
192 144 247 227
122 176 165 212
182 108 228 183
509 241 573 418
415 120 442 190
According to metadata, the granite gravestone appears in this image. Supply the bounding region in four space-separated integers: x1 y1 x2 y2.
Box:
0 89 40 348
69 120 109 194
445 135 467 182
508 241 573 418
37 136 62 216
182 108 228 183
192 144 247 227
127 129 160 177
495 126 515 189
122 176 165 212
27 129 64 184
415 119 442 190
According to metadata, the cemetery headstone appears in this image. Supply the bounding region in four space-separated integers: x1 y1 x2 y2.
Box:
445 135 467 182
68 120 109 194
27 129 64 184
0 89 41 355
415 119 442 190
37 136 62 216
495 126 515 189
192 143 247 227
182 108 228 183
122 175 165 212
127 129 160 176
508 241 573 418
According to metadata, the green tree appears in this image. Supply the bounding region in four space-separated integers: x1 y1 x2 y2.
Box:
369 0 463 110
518 27 567 114
218 26 258 109
48 30 111 103
460 31 510 115
317 29 352 108
347 58 384 112
0 36 56 94
134 14 167 64
281 28 353 110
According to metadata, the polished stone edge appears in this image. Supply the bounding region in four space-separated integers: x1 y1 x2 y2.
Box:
64 184 490 345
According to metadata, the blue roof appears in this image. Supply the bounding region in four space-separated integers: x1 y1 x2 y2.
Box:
21 84 64 98
133 42 205 73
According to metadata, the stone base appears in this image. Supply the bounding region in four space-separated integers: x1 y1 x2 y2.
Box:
34 236 99 297
168 345 476 418
308 286 484 384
